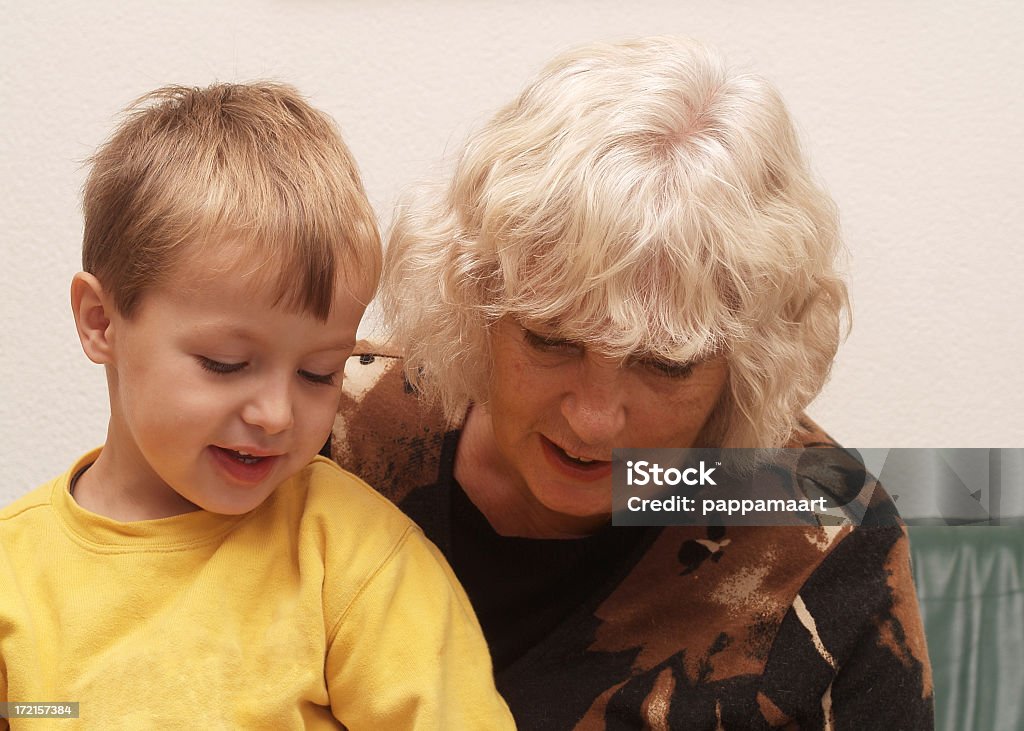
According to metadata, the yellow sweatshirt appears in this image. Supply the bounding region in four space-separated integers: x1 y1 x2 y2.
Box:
0 451 514 730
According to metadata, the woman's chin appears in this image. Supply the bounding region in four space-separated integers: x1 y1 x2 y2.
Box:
526 475 612 527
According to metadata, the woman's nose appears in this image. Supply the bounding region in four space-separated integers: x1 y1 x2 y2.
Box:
559 356 627 446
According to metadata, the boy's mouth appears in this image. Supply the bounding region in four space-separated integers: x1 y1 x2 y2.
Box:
215 446 277 461
209 446 280 484
226 449 261 464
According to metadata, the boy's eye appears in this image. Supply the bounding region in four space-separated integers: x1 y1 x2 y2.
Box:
299 370 338 387
198 356 247 375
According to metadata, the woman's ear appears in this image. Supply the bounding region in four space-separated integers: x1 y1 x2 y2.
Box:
71 272 116 365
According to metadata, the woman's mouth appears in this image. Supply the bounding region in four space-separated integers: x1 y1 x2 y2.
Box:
540 436 613 481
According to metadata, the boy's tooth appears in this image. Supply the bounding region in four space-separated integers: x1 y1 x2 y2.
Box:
227 449 261 463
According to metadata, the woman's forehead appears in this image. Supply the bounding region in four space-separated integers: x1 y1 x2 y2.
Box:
506 313 719 363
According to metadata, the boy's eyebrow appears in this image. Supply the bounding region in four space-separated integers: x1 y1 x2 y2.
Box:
197 323 355 353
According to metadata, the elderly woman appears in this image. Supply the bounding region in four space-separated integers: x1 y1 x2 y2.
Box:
334 37 933 729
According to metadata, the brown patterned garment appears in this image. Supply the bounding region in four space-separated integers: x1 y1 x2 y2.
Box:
333 350 934 730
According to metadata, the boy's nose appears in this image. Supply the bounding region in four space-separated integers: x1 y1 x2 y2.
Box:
241 379 295 435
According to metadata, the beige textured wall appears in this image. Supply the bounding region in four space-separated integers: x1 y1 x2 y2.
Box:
3 1 1022 504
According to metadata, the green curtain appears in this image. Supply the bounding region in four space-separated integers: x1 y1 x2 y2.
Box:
909 526 1024 731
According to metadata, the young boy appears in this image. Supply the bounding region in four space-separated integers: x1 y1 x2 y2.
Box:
0 83 513 729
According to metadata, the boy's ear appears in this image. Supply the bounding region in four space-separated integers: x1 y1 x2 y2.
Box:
71 272 117 365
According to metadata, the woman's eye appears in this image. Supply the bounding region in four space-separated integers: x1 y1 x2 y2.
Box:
522 328 579 354
642 359 694 379
197 357 247 375
299 370 338 387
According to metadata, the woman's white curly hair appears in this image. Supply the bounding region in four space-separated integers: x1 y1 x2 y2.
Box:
383 36 849 448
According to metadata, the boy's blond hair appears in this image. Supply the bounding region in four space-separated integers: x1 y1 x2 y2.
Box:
83 82 381 319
